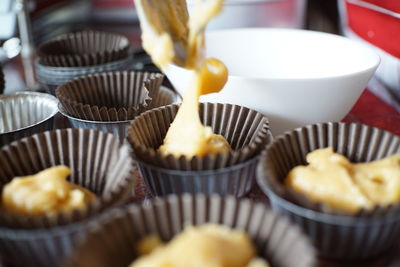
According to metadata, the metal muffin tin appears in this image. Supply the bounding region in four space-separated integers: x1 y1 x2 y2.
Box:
0 91 58 147
36 56 134 95
58 104 130 144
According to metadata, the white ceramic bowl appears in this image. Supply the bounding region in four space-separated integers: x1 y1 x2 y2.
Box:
165 28 380 135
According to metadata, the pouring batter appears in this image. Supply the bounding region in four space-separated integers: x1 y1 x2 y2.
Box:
135 0 231 158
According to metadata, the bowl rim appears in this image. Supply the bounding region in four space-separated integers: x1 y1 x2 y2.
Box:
0 91 59 135
256 121 400 226
169 28 381 81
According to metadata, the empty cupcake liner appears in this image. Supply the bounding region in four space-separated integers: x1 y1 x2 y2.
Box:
256 122 400 260
146 85 181 109
137 155 259 196
56 71 164 121
37 31 130 67
0 128 135 229
36 56 134 95
128 102 272 171
67 194 316 267
58 84 178 144
0 92 58 147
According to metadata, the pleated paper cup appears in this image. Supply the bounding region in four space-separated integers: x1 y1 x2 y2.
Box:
128 102 272 196
67 194 316 267
0 128 135 267
37 31 129 67
0 128 135 229
56 71 164 121
146 85 181 109
128 103 272 170
58 86 180 145
256 122 400 260
0 92 58 147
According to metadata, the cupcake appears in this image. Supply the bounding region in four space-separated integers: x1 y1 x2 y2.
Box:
0 128 135 266
0 92 58 147
35 30 133 95
128 102 272 196
257 122 400 260
67 194 316 267
56 71 172 143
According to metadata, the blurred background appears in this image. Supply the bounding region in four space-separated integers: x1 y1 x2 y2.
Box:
0 0 341 92
1 0 399 112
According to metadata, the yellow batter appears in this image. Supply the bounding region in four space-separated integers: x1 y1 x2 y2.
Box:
285 148 400 214
2 166 96 216
130 224 270 267
135 0 231 158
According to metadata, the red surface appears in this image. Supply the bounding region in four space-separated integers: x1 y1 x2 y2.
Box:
361 0 400 13
343 89 400 136
345 1 400 58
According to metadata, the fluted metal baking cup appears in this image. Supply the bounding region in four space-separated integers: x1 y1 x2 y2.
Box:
36 56 133 78
137 155 259 196
0 217 89 267
38 31 130 67
67 194 316 267
0 92 58 147
56 71 163 121
0 65 4 94
0 128 135 229
128 102 272 171
58 105 131 144
256 122 400 260
36 56 134 95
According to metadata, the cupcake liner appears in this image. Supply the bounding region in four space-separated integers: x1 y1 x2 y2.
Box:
128 102 272 171
56 71 164 121
137 155 259 196
256 122 400 260
0 92 58 147
36 56 134 95
146 85 181 109
67 194 316 267
37 31 130 67
0 128 135 229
